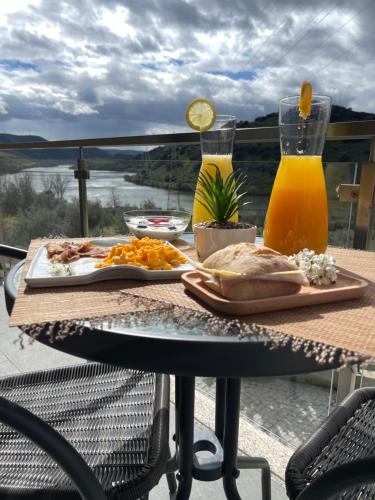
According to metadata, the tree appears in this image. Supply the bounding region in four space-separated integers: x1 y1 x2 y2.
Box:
42 174 70 200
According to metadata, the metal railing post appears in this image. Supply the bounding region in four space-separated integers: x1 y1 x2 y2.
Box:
167 145 177 209
352 139 375 249
74 147 89 237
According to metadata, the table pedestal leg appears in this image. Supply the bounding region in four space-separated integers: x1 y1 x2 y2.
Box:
174 375 181 445
222 378 242 500
175 376 195 500
215 378 227 443
173 376 270 499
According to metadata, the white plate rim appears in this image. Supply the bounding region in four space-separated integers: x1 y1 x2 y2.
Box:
25 238 195 288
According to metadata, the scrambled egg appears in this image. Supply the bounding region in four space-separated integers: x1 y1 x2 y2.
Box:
95 237 188 271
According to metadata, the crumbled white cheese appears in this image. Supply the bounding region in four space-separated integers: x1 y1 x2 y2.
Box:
288 249 337 286
50 264 74 276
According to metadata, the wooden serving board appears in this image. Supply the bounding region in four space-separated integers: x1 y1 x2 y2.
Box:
181 270 368 316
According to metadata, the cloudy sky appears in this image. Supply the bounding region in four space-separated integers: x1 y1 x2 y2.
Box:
0 0 374 140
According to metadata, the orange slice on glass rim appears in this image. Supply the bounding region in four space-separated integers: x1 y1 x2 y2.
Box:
298 81 312 120
185 98 216 131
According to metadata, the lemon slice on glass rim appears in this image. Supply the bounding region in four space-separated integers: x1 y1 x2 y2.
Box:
185 98 216 131
298 81 312 120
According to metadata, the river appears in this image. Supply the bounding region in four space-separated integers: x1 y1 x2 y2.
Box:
3 164 195 211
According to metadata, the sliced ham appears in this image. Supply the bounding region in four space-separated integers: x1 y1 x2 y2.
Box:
46 241 109 263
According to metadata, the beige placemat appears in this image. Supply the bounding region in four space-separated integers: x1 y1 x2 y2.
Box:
9 239 375 363
120 246 375 363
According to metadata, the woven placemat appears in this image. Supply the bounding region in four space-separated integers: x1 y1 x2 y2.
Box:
9 239 375 364
118 247 375 363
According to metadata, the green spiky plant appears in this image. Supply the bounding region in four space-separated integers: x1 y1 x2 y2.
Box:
195 165 250 225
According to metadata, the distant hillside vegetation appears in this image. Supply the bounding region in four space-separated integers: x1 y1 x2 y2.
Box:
0 133 139 172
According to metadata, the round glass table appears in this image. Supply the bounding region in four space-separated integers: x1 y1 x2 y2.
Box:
4 236 343 500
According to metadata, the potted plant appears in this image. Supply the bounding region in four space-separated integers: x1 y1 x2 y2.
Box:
194 166 257 261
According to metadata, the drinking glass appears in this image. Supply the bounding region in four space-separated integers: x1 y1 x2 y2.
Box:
192 115 236 226
263 95 332 255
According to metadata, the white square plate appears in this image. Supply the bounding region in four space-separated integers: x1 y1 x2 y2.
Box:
25 237 195 288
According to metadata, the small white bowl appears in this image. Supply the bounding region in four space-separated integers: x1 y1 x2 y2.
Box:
124 210 191 241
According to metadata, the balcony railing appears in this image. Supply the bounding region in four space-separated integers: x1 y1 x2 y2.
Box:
0 120 374 249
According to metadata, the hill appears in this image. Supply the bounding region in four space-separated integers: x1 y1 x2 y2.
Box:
0 133 139 165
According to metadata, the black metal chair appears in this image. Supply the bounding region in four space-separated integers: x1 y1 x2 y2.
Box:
0 244 27 315
286 387 375 499
0 395 106 500
0 244 175 499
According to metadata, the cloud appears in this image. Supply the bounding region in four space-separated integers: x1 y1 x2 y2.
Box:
0 0 373 139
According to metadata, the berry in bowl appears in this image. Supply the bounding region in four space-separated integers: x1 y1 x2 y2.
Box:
123 210 191 241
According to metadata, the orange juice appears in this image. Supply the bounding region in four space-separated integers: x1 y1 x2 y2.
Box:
263 155 328 255
192 154 238 226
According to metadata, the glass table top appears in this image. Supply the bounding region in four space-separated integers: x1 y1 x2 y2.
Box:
12 233 265 341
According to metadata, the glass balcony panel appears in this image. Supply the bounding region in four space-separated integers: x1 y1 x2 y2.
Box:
0 142 371 252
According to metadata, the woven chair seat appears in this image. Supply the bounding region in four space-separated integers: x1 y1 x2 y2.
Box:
286 387 375 499
0 362 170 499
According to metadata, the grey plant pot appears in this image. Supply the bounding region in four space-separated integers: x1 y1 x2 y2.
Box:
194 224 257 262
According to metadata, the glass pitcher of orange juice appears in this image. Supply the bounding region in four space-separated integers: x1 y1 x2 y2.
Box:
192 115 237 226
263 94 332 255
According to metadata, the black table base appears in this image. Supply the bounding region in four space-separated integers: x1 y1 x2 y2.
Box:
4 250 344 500
170 377 271 500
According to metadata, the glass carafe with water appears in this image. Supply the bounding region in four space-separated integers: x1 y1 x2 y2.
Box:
263 94 332 255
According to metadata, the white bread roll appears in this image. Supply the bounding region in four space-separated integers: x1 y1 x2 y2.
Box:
200 242 308 300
